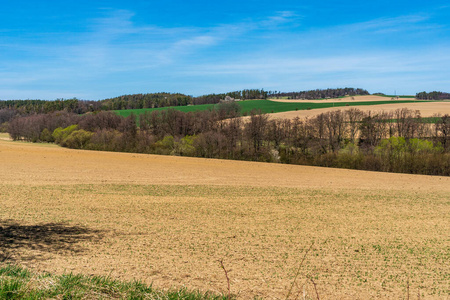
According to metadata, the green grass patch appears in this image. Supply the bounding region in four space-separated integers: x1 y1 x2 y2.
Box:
115 103 216 118
0 264 230 300
237 99 425 114
115 99 428 119
387 116 442 124
355 116 442 124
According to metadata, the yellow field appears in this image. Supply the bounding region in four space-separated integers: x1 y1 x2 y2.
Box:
1 135 449 299
269 95 399 103
268 95 450 119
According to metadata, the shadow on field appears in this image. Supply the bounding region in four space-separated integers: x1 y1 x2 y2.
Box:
0 219 104 263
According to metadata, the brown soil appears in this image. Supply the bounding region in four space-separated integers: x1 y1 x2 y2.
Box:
0 133 11 141
269 95 399 103
269 101 450 119
1 138 449 299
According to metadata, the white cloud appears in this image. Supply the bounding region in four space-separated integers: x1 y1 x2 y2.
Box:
0 8 449 99
177 46 450 95
260 11 302 27
183 51 437 75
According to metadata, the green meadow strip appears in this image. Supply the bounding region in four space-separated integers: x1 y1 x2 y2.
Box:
115 99 428 118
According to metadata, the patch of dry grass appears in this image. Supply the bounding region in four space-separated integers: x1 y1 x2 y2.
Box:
267 101 450 119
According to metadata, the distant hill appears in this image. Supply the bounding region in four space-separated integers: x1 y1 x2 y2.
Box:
0 87 421 124
416 91 450 100
267 87 369 99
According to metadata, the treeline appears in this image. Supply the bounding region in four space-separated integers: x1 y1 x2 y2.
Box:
267 88 370 99
0 87 371 122
193 89 269 105
103 89 271 108
7 104 450 176
0 90 265 124
0 99 102 127
0 94 188 116
0 94 195 128
0 99 80 114
5 87 447 121
416 91 450 100
101 93 192 110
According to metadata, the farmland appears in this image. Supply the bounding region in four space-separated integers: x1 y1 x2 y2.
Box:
268 100 450 120
114 97 427 118
1 135 449 299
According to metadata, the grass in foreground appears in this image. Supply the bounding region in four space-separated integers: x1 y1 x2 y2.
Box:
0 264 230 300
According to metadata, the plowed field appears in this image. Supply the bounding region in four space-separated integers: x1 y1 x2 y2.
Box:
268 96 450 119
1 135 449 299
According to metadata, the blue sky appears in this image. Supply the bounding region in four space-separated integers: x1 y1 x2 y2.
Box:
1 0 449 100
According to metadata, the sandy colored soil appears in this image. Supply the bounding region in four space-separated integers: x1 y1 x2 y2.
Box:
268 95 412 103
268 101 450 119
1 137 449 299
0 133 11 141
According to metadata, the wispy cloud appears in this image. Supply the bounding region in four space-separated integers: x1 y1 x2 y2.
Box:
260 11 302 27
291 13 440 46
350 14 430 30
0 6 449 99
174 45 450 95
1 9 302 74
184 48 450 76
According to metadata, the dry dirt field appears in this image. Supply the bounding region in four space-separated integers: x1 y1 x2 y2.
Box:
269 95 400 103
268 95 450 119
1 134 449 299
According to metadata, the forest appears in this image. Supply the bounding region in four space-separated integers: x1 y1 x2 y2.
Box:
0 87 373 121
267 87 370 99
6 102 450 176
5 88 450 120
415 91 450 100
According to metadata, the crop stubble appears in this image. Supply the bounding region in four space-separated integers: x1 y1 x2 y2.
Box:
0 137 449 299
268 96 450 120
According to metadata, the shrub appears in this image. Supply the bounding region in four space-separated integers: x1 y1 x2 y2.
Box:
215 101 241 119
52 125 78 145
175 135 197 156
0 122 8 133
88 129 123 151
61 130 94 149
408 138 436 153
336 143 363 169
40 128 54 142
155 135 175 155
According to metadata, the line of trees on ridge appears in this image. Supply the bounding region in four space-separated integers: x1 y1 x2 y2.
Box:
416 91 450 100
267 88 369 99
6 102 450 176
0 88 374 124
